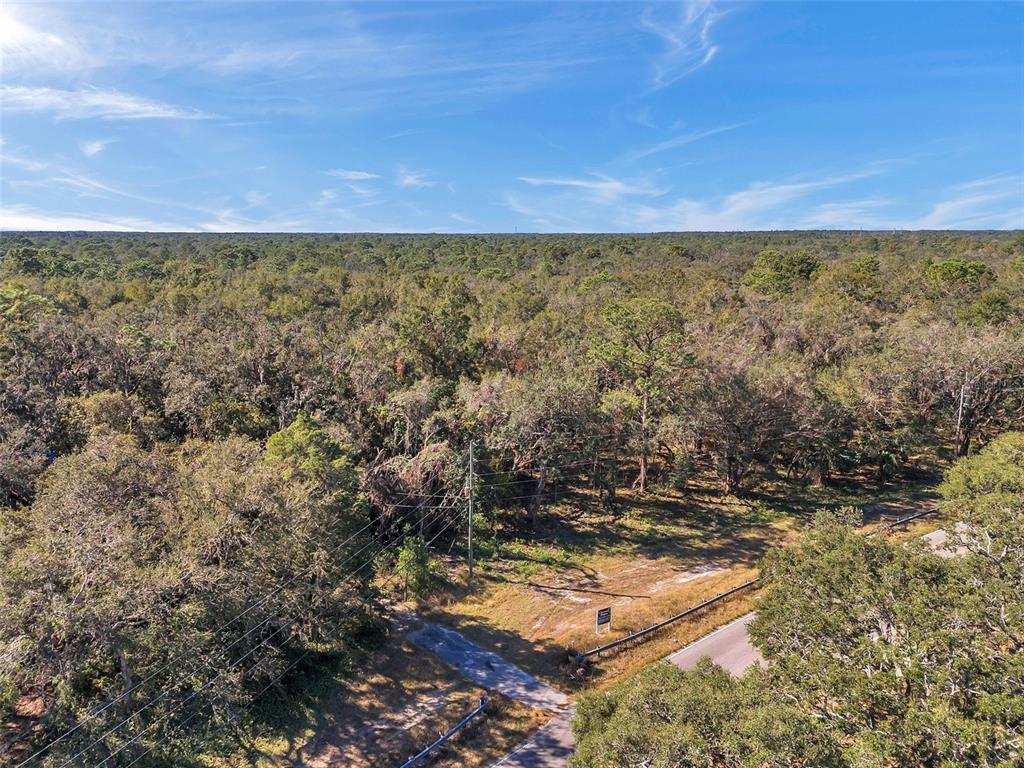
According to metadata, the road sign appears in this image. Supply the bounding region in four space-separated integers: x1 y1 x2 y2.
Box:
596 607 612 633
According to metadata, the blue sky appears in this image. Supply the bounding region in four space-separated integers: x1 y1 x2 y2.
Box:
1 1 1022 232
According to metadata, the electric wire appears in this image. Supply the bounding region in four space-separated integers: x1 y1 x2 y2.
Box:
54 503 461 768
28 438 622 764
16 509 394 767
100 511 465 768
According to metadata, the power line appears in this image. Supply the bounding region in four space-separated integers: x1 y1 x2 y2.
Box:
28 448 598 761
99 512 466 768
473 452 616 480
17 508 394 766
60 503 461 768
68 503 462 768
35 503 458 768
25 436 624 764
369 455 615 508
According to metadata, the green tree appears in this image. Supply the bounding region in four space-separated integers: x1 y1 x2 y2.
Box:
1 424 371 763
741 250 823 297
266 412 357 487
591 297 686 492
749 505 1022 765
572 660 837 768
393 274 478 380
924 257 996 293
393 534 445 600
939 431 1023 656
682 352 798 494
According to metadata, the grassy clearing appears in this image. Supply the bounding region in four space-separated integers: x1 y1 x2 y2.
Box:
581 587 760 690
426 473 938 692
213 472 940 766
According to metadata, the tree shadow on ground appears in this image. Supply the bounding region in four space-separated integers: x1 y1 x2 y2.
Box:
496 491 785 570
199 621 404 768
416 608 576 689
486 467 940 570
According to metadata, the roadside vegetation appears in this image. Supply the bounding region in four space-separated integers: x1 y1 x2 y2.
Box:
571 434 1024 767
1 231 1021 765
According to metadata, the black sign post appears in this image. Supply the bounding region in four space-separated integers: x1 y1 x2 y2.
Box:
596 607 612 633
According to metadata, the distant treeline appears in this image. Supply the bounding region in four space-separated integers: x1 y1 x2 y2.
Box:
3 229 1021 278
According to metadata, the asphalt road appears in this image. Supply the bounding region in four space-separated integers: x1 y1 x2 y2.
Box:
667 525 963 677
489 708 576 768
666 612 763 675
415 524 964 767
405 618 569 712
402 616 575 767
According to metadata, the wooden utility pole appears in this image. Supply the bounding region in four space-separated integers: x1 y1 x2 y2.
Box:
467 440 475 584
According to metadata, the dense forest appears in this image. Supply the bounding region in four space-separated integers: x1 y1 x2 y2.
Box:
1 230 1022 765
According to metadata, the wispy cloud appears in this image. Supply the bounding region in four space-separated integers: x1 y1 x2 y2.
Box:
0 86 210 120
397 166 435 188
315 189 337 207
196 210 309 233
505 192 586 231
626 167 886 230
0 152 49 172
1 153 132 201
449 212 478 228
0 149 298 231
79 139 114 157
0 204 191 232
326 168 381 180
0 7 91 73
623 123 741 162
907 176 1024 229
518 173 665 201
640 0 722 88
510 163 891 231
799 199 891 229
30 4 632 117
49 171 126 198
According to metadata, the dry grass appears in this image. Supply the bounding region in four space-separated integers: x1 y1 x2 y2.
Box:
421 489 774 688
214 475 940 766
431 696 549 768
421 477 938 694
425 555 765 688
573 574 761 690
212 635 545 768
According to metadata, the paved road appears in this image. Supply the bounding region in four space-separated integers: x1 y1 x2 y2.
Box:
411 524 965 766
920 523 968 558
489 608 767 766
489 708 575 768
402 616 575 767
404 618 569 712
667 612 763 675
667 525 964 678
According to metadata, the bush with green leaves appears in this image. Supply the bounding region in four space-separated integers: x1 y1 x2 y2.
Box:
394 534 446 600
741 249 823 296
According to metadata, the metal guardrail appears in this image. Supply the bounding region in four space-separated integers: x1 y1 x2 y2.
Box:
865 507 938 536
398 695 489 768
571 507 940 663
574 577 761 660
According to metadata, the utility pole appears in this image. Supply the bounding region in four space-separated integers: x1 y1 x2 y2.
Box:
467 440 475 585
955 370 968 456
